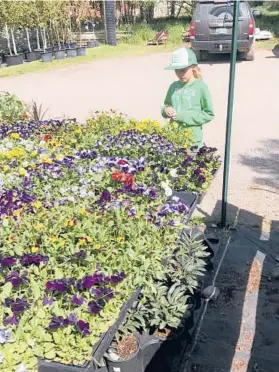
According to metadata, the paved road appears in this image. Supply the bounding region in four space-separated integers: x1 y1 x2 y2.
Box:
1 49 278 225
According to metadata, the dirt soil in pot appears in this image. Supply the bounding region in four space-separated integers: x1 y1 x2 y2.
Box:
117 334 138 360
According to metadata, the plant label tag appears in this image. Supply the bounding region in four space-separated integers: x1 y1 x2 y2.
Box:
113 368 121 372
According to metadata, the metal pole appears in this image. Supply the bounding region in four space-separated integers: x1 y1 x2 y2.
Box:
221 0 240 228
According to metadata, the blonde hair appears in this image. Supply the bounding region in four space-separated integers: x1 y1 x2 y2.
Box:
192 65 202 80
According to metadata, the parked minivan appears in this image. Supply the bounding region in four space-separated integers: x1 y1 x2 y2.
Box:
190 0 260 61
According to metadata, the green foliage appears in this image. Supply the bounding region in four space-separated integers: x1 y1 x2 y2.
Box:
0 92 29 125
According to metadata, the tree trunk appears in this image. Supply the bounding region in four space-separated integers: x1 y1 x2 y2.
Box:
11 28 18 55
43 28 47 49
26 28 32 52
105 0 117 46
36 28 41 50
5 24 12 55
171 1 176 17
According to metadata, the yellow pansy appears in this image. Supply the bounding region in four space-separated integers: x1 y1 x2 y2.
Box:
34 201 42 209
50 236 57 243
31 246 39 253
55 154 64 161
80 208 87 216
19 168 27 176
11 133 20 140
116 237 125 244
58 240 65 248
75 128 82 134
95 244 101 250
34 224 44 231
31 150 38 157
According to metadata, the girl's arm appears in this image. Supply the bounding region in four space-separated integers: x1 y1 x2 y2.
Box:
161 84 174 118
175 84 214 126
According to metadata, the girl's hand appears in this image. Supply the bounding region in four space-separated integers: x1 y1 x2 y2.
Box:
165 106 176 118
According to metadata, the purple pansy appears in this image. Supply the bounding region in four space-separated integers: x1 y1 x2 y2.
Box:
71 294 85 306
20 254 48 266
0 257 17 267
46 278 74 293
43 295 54 306
3 314 18 326
76 320 91 337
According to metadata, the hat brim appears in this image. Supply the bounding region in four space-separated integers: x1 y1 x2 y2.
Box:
164 64 189 70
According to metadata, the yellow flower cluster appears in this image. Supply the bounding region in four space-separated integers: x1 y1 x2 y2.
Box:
0 147 25 159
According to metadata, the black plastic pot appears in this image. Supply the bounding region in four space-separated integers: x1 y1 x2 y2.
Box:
54 50 65 60
41 52 53 63
66 48 77 58
105 337 143 372
87 41 97 48
141 327 185 372
25 51 38 62
70 42 77 49
34 50 43 60
77 47 87 57
6 54 24 67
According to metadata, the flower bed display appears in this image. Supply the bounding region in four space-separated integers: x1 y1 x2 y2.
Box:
0 112 220 371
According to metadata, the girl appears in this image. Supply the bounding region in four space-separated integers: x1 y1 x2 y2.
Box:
162 47 214 148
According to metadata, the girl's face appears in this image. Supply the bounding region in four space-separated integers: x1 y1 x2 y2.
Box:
175 66 194 83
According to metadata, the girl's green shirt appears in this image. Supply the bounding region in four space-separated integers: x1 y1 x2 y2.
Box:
162 79 214 146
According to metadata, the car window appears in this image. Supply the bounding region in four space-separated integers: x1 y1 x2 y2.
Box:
195 2 249 20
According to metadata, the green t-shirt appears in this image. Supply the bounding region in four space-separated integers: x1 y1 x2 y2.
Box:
162 79 214 147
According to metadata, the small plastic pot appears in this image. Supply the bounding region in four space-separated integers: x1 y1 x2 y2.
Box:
76 47 86 57
6 54 24 67
70 42 77 49
141 327 185 371
54 50 65 60
87 40 97 48
41 52 53 63
66 48 77 58
25 51 38 62
105 337 143 372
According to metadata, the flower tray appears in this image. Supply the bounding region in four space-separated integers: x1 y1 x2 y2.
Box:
174 165 221 206
172 191 198 225
38 288 141 372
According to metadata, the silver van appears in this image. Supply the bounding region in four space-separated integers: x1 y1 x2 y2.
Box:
190 0 260 61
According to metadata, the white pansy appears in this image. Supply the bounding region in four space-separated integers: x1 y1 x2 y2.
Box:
170 169 178 177
161 180 172 197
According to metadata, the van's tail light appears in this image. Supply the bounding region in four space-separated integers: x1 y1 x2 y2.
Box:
189 21 196 37
248 18 255 36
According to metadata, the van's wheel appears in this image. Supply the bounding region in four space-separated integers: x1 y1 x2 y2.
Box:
241 43 255 61
194 50 204 62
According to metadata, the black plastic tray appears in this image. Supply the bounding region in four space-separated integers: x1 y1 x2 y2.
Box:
38 288 141 372
172 191 198 225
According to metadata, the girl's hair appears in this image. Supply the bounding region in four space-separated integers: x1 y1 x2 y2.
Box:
192 65 202 80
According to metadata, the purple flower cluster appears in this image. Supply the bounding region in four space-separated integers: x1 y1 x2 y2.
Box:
0 119 76 140
46 278 74 293
20 254 48 266
4 296 29 318
0 189 35 220
5 271 28 287
75 271 125 291
48 314 90 337
0 257 17 267
156 196 189 218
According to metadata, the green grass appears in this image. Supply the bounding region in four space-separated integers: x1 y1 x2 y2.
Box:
0 43 179 79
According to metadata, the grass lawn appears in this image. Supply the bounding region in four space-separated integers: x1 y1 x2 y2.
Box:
0 43 178 79
0 37 277 79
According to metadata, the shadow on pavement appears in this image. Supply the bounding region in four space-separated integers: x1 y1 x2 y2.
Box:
239 139 279 191
182 200 279 372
